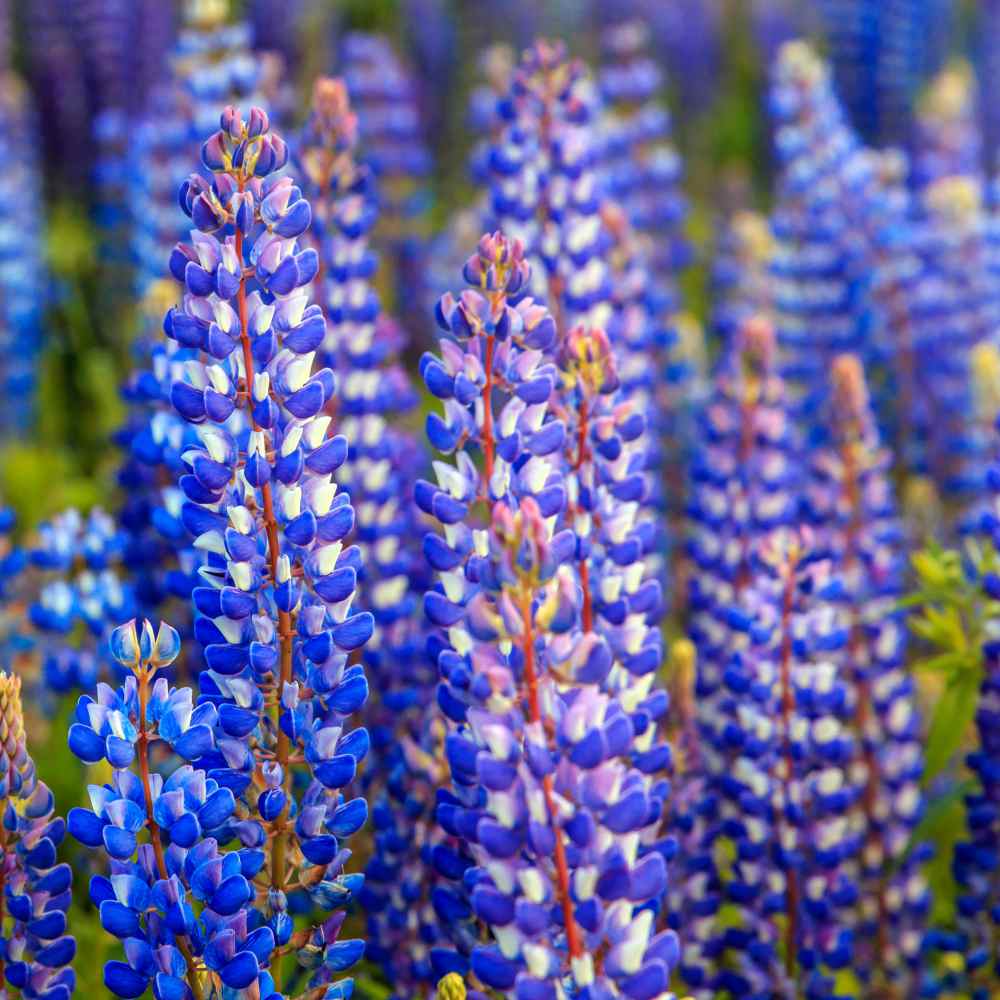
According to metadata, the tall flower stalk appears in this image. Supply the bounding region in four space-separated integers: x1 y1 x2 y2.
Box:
0 672 75 1000
423 231 677 996
163 104 372 995
806 355 928 995
297 76 444 996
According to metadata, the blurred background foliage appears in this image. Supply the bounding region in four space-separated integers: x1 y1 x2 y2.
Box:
1 0 980 531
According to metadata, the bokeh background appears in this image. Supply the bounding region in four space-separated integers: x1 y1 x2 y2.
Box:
0 0 986 524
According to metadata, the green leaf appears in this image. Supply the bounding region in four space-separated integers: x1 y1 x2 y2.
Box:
911 651 976 674
923 671 982 784
909 603 966 650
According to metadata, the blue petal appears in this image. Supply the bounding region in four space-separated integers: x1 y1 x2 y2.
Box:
171 724 215 760
35 937 75 968
105 961 149 999
328 798 367 838
471 946 517 989
220 951 259 989
100 900 141 938
67 808 104 847
68 724 105 764
211 874 252 915
103 826 138 861
324 939 365 972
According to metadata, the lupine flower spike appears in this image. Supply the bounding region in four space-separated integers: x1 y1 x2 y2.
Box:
167 105 371 994
806 356 928 993
423 232 679 998
298 76 444 995
0 672 75 1000
69 618 245 1000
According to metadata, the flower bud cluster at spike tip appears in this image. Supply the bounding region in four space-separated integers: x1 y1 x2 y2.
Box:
164 105 371 995
912 61 983 190
26 508 138 698
68 620 214 774
804 355 928 992
709 210 775 359
297 77 443 996
128 6 287 297
0 672 76 1000
488 39 612 328
422 233 680 998
769 41 877 420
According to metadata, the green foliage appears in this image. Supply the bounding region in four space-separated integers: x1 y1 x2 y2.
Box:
904 539 996 783
0 442 105 533
904 539 998 930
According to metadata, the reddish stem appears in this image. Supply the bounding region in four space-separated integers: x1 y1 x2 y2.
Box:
481 334 496 482
234 222 296 892
777 556 800 980
573 398 593 633
519 595 583 963
840 434 893 977
137 672 205 999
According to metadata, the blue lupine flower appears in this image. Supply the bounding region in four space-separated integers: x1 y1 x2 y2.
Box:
908 172 999 502
68 621 214 770
487 39 610 325
129 6 284 297
684 528 859 997
424 232 678 997
297 76 445 996
25 508 137 696
489 37 679 610
805 355 928 991
687 316 798 702
769 41 875 420
598 17 690 279
68 619 263 999
0 671 76 1000
165 105 370 993
753 531 859 997
912 61 983 191
679 316 799 991
709 209 774 360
